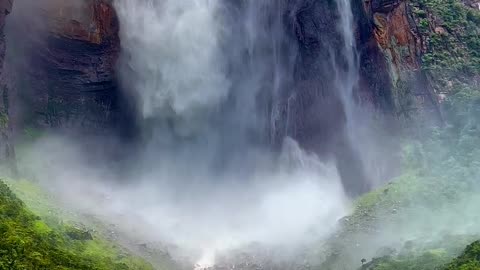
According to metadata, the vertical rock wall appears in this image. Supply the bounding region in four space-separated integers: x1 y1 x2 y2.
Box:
362 0 442 122
7 0 124 134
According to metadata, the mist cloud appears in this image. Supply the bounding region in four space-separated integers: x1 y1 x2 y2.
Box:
21 135 349 265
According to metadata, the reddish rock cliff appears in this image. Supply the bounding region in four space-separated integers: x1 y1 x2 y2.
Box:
362 0 442 122
7 0 122 133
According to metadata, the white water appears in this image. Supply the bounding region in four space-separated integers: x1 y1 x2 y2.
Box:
112 0 349 265
336 0 359 124
115 0 229 136
334 0 393 187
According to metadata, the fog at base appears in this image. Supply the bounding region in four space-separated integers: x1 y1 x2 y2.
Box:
21 135 349 265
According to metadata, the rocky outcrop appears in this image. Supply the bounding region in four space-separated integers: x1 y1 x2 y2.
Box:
7 0 124 134
361 0 442 122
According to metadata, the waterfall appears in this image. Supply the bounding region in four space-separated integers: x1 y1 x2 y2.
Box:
114 0 297 149
108 0 347 263
114 0 230 137
335 0 360 136
334 0 390 189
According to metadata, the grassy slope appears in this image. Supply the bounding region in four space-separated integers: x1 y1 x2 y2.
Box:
0 178 155 270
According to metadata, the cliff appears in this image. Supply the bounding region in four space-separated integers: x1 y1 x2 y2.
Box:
362 0 479 122
2 0 440 130
365 0 442 122
4 0 465 133
1 0 477 181
6 0 123 134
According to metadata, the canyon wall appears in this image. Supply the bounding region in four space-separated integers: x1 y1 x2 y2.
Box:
4 0 446 135
6 0 127 135
6 0 445 131
1 0 467 176
363 0 441 123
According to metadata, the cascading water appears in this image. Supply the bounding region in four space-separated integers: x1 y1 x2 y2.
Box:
333 0 372 193
114 0 229 138
335 0 360 128
334 0 395 188
109 0 368 267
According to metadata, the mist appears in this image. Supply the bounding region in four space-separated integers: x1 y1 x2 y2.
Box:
6 0 479 269
6 0 358 265
19 133 349 266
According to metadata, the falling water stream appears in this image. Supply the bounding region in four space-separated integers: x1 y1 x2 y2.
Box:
336 0 360 130
111 0 360 268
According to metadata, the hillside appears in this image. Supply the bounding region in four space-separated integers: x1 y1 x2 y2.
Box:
0 179 155 270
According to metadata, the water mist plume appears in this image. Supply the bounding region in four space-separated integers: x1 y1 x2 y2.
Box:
21 135 349 266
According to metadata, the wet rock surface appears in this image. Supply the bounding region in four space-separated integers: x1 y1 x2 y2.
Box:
6 0 126 134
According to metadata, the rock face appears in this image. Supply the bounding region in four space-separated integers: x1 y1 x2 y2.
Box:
362 0 441 121
4 0 441 133
0 0 449 186
279 0 374 195
272 0 446 192
0 0 14 168
7 0 124 134
5 0 441 133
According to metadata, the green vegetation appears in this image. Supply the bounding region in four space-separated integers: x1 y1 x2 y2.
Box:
349 82 480 230
411 0 480 86
444 241 480 270
318 66 480 269
360 240 480 270
0 179 154 270
360 249 451 270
